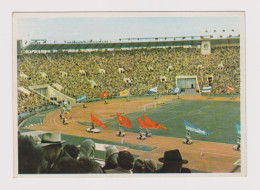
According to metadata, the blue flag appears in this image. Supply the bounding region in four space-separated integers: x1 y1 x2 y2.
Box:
235 123 241 136
76 94 86 103
148 87 158 94
202 86 212 93
184 120 209 135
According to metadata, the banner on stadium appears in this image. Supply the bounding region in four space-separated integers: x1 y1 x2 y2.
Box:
148 87 158 94
120 89 130 96
76 94 87 103
90 114 109 129
184 120 209 135
99 91 108 98
227 86 235 92
117 113 133 129
202 86 212 93
143 114 168 130
235 123 241 136
172 87 180 94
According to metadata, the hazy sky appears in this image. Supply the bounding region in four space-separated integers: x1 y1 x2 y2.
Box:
15 16 240 43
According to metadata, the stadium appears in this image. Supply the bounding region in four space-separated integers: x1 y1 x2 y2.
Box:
16 18 242 174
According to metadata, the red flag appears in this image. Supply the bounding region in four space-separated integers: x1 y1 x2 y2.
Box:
90 114 109 129
99 92 104 98
143 114 168 130
103 91 108 98
227 86 235 92
117 113 133 129
99 91 109 98
137 117 150 129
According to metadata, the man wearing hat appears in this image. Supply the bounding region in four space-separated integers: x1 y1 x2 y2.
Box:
40 133 70 173
156 149 190 173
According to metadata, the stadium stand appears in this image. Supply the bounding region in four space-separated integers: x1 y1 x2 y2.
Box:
17 46 240 113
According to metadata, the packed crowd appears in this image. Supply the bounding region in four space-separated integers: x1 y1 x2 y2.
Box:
17 46 240 113
18 132 191 174
18 91 53 114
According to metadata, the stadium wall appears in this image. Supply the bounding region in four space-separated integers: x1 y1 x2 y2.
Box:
29 84 76 104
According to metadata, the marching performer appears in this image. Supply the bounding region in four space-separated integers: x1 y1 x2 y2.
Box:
183 131 192 145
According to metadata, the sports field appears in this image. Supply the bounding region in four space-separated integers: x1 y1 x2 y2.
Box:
103 99 240 144
23 95 241 173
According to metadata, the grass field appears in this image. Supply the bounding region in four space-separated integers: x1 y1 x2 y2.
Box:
100 99 240 144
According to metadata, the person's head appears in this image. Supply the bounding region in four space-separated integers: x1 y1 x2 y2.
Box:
18 135 46 174
40 133 65 163
55 157 80 174
79 139 96 159
104 145 119 165
43 144 62 163
117 151 134 170
133 159 144 173
63 144 79 159
143 159 157 173
158 149 188 173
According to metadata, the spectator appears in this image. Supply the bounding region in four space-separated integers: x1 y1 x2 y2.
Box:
105 151 134 173
78 157 101 174
39 133 70 173
133 159 144 173
102 145 119 171
79 139 103 173
79 139 96 159
156 149 189 173
143 159 157 173
18 135 47 174
55 157 80 174
63 144 79 159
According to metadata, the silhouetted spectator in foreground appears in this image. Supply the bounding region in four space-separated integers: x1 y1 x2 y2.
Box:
102 145 119 171
105 151 134 173
55 157 80 174
133 159 144 173
63 144 79 159
78 157 100 174
18 135 46 174
143 159 157 173
39 133 69 173
79 139 103 173
156 149 190 173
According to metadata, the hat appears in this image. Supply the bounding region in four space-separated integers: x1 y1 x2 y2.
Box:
144 159 157 172
79 139 96 159
39 133 65 147
158 149 188 164
104 145 119 162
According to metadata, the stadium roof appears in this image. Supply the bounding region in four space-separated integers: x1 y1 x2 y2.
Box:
24 38 240 51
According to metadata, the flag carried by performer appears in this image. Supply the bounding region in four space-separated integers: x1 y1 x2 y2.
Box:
235 123 241 136
120 89 130 96
143 114 168 130
137 117 149 129
90 114 109 129
117 113 133 129
99 91 108 98
172 87 180 94
227 86 235 92
148 87 158 94
202 86 212 93
184 120 209 135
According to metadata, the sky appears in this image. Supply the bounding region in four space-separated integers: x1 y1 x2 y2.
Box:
15 15 240 43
